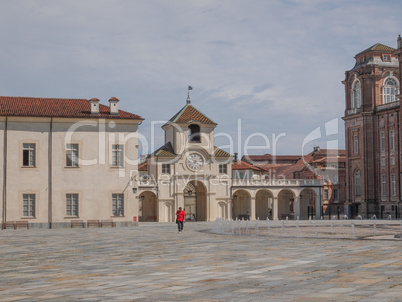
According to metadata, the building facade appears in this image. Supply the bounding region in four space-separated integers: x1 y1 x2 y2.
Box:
136 96 323 222
0 96 143 228
343 36 402 218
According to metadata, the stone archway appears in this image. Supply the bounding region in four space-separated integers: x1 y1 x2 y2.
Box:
299 189 316 219
278 189 296 220
255 189 274 220
139 191 158 222
232 190 251 220
184 181 207 221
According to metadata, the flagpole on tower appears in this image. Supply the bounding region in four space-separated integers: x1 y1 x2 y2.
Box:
187 85 193 104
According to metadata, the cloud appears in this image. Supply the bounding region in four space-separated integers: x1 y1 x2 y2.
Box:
0 0 400 155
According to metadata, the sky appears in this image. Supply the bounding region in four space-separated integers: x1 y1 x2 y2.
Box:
1 0 402 157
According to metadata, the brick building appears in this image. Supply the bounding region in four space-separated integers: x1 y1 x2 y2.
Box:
342 35 402 218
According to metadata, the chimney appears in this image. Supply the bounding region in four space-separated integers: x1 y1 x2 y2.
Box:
108 97 120 115
89 98 100 115
234 152 238 162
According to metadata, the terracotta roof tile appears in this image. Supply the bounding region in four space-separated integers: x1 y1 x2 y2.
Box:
356 43 395 56
151 142 177 158
167 104 216 125
232 160 263 171
214 147 231 158
0 96 143 120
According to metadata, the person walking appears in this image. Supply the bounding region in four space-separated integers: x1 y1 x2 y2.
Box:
176 207 185 233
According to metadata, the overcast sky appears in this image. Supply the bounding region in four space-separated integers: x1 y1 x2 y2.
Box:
1 0 401 157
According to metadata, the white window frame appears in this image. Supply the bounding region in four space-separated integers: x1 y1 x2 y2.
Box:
23 143 36 167
23 194 36 217
351 79 361 109
391 174 396 196
162 164 171 174
390 130 395 151
219 164 228 174
382 77 399 104
112 144 124 167
66 144 79 167
112 193 124 216
380 132 385 152
381 175 386 196
66 193 79 217
353 134 359 154
354 170 361 196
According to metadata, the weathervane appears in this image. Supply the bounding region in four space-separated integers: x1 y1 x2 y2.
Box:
187 85 193 104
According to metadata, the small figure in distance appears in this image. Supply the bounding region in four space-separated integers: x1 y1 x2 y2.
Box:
176 207 185 233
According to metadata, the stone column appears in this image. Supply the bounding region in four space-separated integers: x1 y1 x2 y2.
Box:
273 197 279 220
250 196 256 220
295 195 301 218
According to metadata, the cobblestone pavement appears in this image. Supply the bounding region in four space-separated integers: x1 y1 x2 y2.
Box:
0 221 401 302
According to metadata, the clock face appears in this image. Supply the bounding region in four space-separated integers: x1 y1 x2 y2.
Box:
187 153 203 171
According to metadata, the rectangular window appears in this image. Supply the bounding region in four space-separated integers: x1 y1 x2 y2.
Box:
381 175 386 196
66 144 79 167
390 130 395 151
380 132 385 152
353 135 359 154
333 189 339 200
390 157 395 165
112 144 124 167
162 164 170 174
23 143 36 167
219 164 227 174
324 189 329 199
23 194 35 217
66 193 79 217
381 158 386 167
112 193 124 216
391 175 396 196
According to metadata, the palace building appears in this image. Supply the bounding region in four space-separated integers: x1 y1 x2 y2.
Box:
135 94 323 223
343 35 402 218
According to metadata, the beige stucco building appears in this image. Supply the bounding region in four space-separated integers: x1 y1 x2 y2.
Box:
1 94 324 229
136 95 323 222
0 96 143 228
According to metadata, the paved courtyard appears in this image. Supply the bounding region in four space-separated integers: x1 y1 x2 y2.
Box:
0 221 401 302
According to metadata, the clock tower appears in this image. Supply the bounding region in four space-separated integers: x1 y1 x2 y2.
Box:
144 92 232 222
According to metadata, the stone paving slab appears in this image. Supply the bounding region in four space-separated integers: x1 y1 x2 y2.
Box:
0 221 401 301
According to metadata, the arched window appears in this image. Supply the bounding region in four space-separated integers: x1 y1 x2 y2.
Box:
382 77 398 104
354 170 361 196
188 124 201 143
351 80 361 109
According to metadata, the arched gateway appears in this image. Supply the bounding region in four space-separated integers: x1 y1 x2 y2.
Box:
184 181 207 221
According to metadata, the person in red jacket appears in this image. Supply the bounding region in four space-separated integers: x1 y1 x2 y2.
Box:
176 207 185 233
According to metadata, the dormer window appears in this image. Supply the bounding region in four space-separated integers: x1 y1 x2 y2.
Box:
383 54 391 62
360 57 365 64
188 124 201 143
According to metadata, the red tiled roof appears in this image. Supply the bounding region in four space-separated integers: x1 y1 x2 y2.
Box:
167 104 216 125
243 154 301 162
232 160 263 171
0 96 143 120
214 147 231 158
